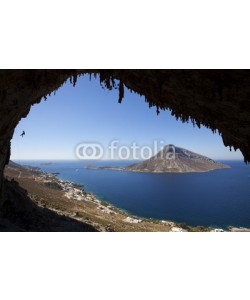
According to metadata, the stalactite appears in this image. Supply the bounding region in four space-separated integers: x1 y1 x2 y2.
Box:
72 73 78 87
156 106 160 115
118 81 124 103
111 77 116 88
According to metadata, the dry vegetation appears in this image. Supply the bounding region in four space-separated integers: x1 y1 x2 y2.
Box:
4 164 174 232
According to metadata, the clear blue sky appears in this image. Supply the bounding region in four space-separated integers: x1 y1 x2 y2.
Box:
11 75 243 161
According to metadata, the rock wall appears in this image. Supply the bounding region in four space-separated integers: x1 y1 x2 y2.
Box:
0 70 250 207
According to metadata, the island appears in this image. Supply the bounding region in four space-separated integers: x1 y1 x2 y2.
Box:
86 145 230 173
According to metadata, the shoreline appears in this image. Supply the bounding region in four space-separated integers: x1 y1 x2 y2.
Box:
40 169 250 232
84 165 230 174
34 169 180 230
5 162 250 232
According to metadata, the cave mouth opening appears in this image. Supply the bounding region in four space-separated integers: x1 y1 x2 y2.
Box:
9 74 243 163
1 70 250 210
1 69 250 232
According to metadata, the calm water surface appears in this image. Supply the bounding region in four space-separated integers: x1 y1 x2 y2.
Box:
18 160 250 228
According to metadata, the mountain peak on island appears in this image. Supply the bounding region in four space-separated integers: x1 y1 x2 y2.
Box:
126 145 230 173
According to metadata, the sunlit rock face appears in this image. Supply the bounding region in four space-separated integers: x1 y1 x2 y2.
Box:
126 145 230 173
0 70 250 206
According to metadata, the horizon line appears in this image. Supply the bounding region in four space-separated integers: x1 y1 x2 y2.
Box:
11 158 244 161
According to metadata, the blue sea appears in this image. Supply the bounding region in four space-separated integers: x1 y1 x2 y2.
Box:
17 160 250 229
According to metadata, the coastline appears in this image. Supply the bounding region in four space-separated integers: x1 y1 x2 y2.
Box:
84 165 230 173
4 163 249 232
4 163 174 231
